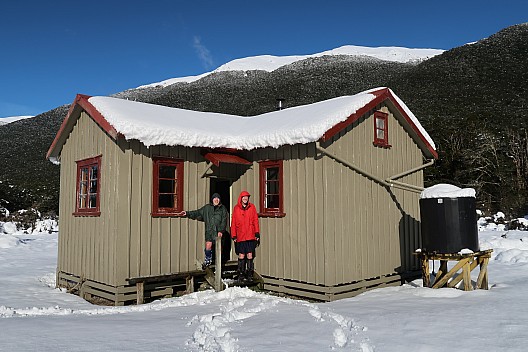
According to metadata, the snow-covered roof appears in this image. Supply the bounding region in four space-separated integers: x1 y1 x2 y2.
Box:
420 184 476 199
47 87 437 163
89 90 375 150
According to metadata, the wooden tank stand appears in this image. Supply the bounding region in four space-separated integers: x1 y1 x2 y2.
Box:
415 249 493 290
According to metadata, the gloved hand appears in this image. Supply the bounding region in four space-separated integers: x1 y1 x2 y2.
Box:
255 232 260 247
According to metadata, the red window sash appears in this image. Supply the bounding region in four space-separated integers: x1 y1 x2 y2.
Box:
74 155 101 216
259 160 285 217
152 157 184 217
373 111 391 147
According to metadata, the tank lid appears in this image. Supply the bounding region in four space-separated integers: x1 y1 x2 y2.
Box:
420 183 476 199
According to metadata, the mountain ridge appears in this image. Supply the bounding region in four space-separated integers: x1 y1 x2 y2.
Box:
137 45 444 88
0 23 526 216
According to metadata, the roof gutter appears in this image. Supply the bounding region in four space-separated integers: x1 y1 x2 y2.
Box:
315 141 433 194
385 159 435 193
387 158 435 181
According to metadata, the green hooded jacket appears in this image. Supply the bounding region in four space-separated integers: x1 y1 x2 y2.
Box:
186 200 228 242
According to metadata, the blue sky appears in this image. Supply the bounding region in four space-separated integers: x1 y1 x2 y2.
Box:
0 0 526 118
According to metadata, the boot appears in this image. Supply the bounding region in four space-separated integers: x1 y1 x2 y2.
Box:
202 249 213 270
246 258 254 282
237 258 246 283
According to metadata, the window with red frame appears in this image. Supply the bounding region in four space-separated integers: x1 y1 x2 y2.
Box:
74 156 101 216
259 160 285 217
152 158 184 216
373 111 390 147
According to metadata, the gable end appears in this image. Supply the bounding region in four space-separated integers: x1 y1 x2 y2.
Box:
321 88 437 159
46 94 122 163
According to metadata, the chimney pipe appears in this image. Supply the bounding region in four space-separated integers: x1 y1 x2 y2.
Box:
276 98 285 111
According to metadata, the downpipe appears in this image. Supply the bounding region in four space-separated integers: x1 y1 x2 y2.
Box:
315 142 433 194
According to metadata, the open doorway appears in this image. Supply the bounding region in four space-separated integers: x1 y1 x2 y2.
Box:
210 178 231 210
209 178 232 262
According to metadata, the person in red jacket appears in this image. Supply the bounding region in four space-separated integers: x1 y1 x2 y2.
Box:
231 190 260 282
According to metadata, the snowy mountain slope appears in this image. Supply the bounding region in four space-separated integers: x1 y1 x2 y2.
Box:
138 45 444 87
0 116 33 125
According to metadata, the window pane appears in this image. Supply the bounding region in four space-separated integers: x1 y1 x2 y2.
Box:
79 195 87 209
376 117 385 129
159 165 176 179
79 181 87 196
267 180 279 194
159 194 174 208
266 167 279 181
88 194 97 208
89 180 98 194
90 165 98 180
159 179 175 194
80 168 89 181
266 195 280 209
377 129 385 140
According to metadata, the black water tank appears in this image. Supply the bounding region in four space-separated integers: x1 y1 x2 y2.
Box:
420 197 479 253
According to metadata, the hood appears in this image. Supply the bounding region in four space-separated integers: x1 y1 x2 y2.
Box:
211 192 221 204
237 191 251 207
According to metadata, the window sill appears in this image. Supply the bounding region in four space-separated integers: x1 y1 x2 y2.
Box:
258 212 286 218
151 212 185 218
373 142 392 149
73 211 101 217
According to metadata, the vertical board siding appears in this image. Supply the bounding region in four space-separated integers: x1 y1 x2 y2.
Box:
304 145 317 283
235 102 426 287
283 147 293 279
59 112 209 287
58 99 426 290
233 145 326 285
129 140 143 278
116 139 131 283
120 144 207 283
322 144 337 285
321 103 424 285
59 112 120 286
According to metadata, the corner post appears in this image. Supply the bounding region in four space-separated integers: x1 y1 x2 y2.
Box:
215 238 223 291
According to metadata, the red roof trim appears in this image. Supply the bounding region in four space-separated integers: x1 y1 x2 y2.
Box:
321 88 437 159
76 95 120 140
321 88 388 143
46 94 121 160
386 92 438 159
204 152 252 167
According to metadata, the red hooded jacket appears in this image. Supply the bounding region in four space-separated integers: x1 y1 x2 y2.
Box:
231 191 260 242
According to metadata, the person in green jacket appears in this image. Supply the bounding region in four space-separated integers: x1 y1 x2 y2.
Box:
180 193 228 269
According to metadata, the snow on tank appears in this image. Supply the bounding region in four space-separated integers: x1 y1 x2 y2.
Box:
420 183 476 199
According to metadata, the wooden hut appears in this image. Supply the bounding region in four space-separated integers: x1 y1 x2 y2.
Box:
46 87 437 304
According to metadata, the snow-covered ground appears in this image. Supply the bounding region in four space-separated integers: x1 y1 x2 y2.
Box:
1 217 527 351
